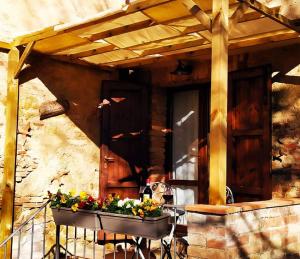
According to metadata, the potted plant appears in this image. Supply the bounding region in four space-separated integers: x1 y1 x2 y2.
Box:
49 190 102 230
98 194 170 239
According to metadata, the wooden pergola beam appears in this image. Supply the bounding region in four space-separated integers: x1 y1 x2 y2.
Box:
179 0 212 31
0 47 20 259
239 0 300 32
209 0 229 205
0 40 11 50
14 41 35 79
229 2 248 31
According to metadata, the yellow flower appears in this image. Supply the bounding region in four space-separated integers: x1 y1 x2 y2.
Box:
80 191 87 200
108 194 113 202
71 203 79 212
60 195 67 204
150 205 157 211
132 208 137 216
69 189 76 197
138 209 144 218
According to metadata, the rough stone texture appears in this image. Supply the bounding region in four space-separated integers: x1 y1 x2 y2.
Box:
0 54 115 204
187 203 300 259
271 64 300 198
0 52 116 256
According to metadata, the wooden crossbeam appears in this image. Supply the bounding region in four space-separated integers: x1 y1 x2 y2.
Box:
0 47 20 259
229 3 248 31
132 38 207 56
209 0 229 205
85 19 153 42
239 0 300 32
179 0 212 31
14 41 35 79
0 40 11 50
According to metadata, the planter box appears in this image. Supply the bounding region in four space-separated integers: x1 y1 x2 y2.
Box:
51 207 101 230
98 212 170 239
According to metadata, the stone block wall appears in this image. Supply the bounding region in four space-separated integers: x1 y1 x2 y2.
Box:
187 199 300 259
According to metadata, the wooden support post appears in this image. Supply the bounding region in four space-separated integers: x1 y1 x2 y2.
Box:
0 47 20 258
209 0 228 205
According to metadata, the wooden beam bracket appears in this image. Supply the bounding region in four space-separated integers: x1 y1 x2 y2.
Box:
14 41 35 79
179 0 212 32
229 2 249 31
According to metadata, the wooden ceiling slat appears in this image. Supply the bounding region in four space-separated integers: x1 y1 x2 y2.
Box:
104 24 185 48
54 41 111 55
240 0 300 32
229 17 286 39
33 33 91 54
82 49 140 64
102 28 298 68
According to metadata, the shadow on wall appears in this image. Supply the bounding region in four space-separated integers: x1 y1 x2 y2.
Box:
19 55 115 146
271 56 300 171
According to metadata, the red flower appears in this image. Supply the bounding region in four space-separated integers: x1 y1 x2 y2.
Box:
78 201 86 209
88 196 95 203
96 199 103 207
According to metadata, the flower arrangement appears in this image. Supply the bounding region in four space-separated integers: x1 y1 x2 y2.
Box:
48 190 102 212
49 190 162 218
102 194 162 218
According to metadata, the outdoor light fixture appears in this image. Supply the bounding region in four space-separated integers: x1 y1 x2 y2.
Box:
171 60 193 75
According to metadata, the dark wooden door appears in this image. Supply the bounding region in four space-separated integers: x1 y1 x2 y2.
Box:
100 81 149 199
227 66 272 202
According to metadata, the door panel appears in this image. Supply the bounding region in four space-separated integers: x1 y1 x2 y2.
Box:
100 81 149 199
228 67 271 202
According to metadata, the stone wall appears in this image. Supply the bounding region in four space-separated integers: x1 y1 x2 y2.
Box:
0 53 116 219
187 199 300 258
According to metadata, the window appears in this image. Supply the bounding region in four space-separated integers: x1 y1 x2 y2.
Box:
167 85 209 204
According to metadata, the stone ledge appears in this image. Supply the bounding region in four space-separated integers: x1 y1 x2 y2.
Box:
185 198 300 215
185 204 242 215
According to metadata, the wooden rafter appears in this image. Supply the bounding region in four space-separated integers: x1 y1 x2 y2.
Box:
14 41 35 79
239 0 300 32
179 0 212 31
0 40 11 50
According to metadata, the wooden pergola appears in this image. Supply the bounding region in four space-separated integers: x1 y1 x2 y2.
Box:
0 0 299 256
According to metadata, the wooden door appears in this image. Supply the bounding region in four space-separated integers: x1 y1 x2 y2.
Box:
227 66 272 202
100 81 149 199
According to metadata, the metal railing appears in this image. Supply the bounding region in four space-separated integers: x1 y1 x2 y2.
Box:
0 199 188 259
0 200 50 259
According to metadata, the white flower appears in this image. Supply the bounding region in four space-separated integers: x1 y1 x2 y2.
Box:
117 200 125 207
126 203 132 209
133 199 141 206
